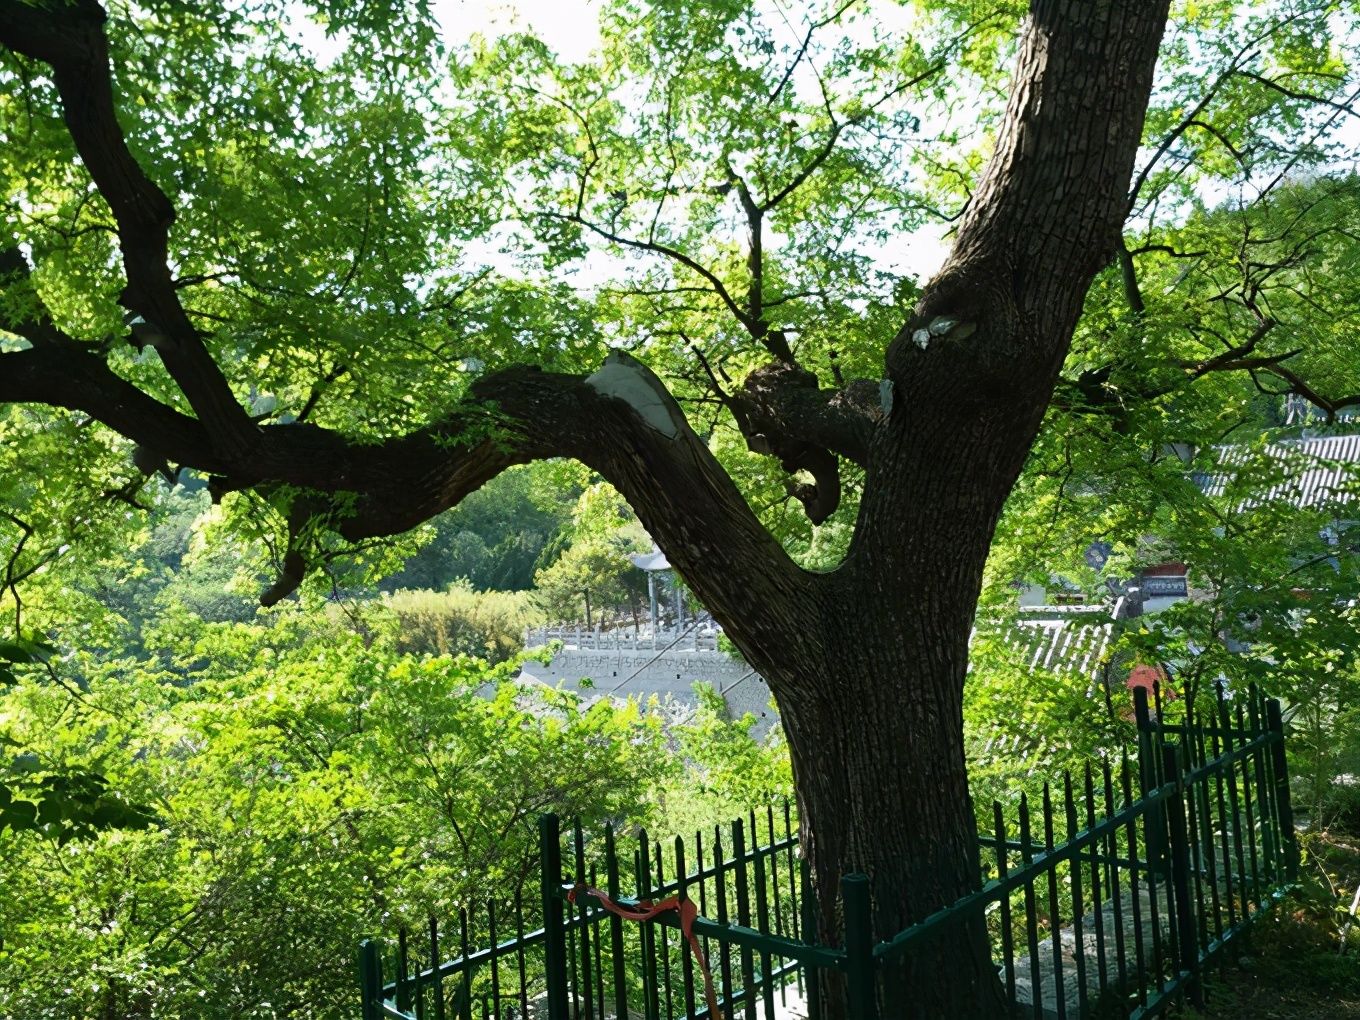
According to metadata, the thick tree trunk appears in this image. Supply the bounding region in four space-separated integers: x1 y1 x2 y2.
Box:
713 8 1175 1014
747 468 1018 1017
781 631 1002 1017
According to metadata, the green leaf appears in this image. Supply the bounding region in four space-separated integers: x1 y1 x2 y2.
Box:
1 799 37 831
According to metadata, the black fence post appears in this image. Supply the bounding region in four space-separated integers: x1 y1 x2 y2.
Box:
359 938 384 1020
1162 743 1202 1008
842 874 878 1020
540 813 570 1020
604 824 629 1020
800 858 822 1020
733 819 756 1020
1134 686 1168 876
1266 699 1300 881
396 928 412 1015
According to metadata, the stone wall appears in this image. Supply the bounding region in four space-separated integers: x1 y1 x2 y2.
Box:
517 647 779 739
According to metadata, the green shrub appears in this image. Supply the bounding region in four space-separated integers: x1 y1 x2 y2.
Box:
385 584 544 663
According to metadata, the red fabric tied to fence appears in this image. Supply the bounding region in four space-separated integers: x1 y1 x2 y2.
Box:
567 884 723 1019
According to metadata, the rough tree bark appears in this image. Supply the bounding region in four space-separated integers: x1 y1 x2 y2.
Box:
0 1 1172 1016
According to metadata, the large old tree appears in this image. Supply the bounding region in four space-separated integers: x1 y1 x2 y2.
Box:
2 0 1357 1014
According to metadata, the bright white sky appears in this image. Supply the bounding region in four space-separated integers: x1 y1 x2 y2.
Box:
439 0 602 63
290 1 599 67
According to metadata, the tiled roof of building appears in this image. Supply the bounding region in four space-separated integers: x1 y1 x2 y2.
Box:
973 616 1115 684
971 618 1118 765
1008 619 1114 680
1196 433 1360 509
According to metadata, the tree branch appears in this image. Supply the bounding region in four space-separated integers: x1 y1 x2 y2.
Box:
1054 318 1282 414
296 363 349 423
0 0 258 456
0 344 233 473
726 361 879 524
1127 64 1238 210
0 341 819 666
730 361 875 468
767 0 861 107
724 163 794 362
762 52 951 215
1233 68 1360 121
1179 317 1277 382
1126 4 1342 211
543 210 753 331
1260 364 1360 423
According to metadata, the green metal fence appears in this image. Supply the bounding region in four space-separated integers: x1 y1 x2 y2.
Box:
359 684 1297 1019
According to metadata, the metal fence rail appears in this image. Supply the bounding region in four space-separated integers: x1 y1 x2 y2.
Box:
361 805 803 1020
360 685 1297 1019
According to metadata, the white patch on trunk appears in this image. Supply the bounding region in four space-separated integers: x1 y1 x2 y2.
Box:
585 351 687 439
126 314 170 350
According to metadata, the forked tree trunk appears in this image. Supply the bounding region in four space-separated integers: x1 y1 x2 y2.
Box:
780 630 1002 1017
747 455 1032 1017
671 5 1174 1014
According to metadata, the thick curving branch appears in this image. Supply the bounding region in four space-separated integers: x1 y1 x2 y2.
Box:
726 361 878 523
456 356 819 673
0 0 258 456
731 362 877 465
0 340 820 675
0 344 233 472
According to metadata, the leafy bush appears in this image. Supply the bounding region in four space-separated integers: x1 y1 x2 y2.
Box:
650 685 793 836
1316 775 1360 836
385 584 544 663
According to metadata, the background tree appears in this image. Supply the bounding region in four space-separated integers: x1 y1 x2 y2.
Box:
532 482 651 627
382 465 576 593
2 1 1358 1014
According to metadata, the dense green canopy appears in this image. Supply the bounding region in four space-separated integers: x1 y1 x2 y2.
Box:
3 2 1360 1014
1 1 1356 598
